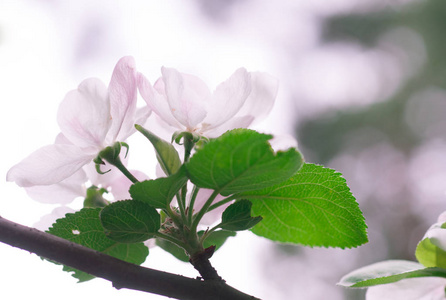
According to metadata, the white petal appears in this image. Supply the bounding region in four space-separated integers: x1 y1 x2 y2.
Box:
57 78 110 149
161 67 209 129
138 72 182 129
25 168 87 204
193 189 229 226
109 171 150 200
107 56 138 142
204 115 254 138
235 72 278 124
203 68 251 130
7 144 94 187
438 211 446 223
33 206 76 231
366 277 446 300
269 134 298 152
426 226 446 252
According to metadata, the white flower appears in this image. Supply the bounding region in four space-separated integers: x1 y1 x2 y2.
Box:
7 56 150 187
138 67 278 138
366 277 446 300
365 212 446 299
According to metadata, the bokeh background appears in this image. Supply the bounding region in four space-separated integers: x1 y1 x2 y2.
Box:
1 0 445 299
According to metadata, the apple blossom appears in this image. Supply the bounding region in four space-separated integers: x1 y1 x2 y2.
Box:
137 66 278 138
7 56 150 187
363 212 446 299
366 277 446 300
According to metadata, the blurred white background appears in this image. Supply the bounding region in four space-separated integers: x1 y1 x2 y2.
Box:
1 0 442 299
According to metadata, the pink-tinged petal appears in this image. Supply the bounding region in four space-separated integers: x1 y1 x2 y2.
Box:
138 73 182 128
366 277 446 300
116 106 152 141
25 168 87 204
235 72 278 123
109 171 150 200
7 144 94 187
107 56 138 142
193 189 229 226
34 206 76 231
203 68 251 130
204 115 254 138
54 132 72 145
425 224 446 252
269 134 298 152
161 67 209 129
134 106 152 127
57 78 110 149
83 158 125 188
144 239 156 249
438 211 446 223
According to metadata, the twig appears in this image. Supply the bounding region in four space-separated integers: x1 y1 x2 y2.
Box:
0 216 260 300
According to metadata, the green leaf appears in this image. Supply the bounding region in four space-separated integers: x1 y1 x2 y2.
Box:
200 230 236 250
135 124 181 175
220 200 262 231
156 238 190 262
239 163 367 248
338 260 446 288
416 237 446 268
47 208 148 282
186 128 304 196
129 166 188 208
100 200 161 243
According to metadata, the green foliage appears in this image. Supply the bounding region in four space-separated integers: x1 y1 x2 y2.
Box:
338 260 446 288
415 237 446 268
156 230 236 262
220 200 262 231
47 208 148 281
186 128 304 196
135 124 181 175
156 238 190 262
240 163 367 248
129 166 188 208
200 230 237 249
100 200 161 243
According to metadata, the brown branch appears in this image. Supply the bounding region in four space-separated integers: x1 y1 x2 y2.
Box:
0 216 260 300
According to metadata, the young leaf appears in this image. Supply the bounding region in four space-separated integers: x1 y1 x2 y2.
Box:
135 124 181 175
156 238 190 262
156 230 236 262
338 260 446 288
47 208 148 282
186 128 304 196
199 230 236 250
220 200 262 231
100 200 161 243
415 237 446 268
239 163 367 248
129 166 188 208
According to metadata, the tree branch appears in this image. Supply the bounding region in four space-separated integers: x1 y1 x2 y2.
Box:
0 216 260 300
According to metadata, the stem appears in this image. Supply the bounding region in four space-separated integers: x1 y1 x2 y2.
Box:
188 186 200 225
191 190 220 233
109 156 139 183
176 191 187 224
208 195 237 212
189 246 221 281
155 232 189 252
0 216 260 300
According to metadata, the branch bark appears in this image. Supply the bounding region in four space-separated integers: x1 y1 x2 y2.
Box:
0 216 260 300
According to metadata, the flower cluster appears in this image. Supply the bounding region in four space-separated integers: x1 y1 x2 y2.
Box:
7 56 279 222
